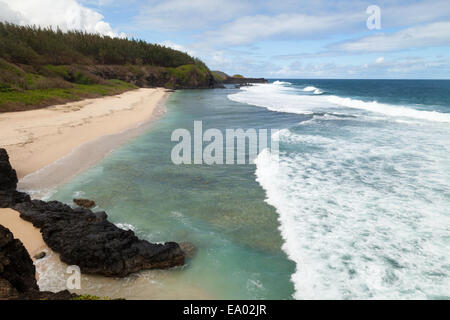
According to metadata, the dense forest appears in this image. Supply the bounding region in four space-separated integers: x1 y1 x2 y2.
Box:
0 22 205 68
0 22 217 112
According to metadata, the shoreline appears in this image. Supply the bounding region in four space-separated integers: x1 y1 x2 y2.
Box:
17 90 170 198
0 88 182 297
0 88 170 196
0 208 47 259
0 87 214 299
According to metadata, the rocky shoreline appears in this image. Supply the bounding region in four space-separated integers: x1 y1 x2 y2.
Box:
222 76 268 85
0 148 186 299
0 225 77 300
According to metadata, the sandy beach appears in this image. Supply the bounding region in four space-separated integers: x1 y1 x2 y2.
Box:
0 208 47 258
0 87 174 293
0 88 169 184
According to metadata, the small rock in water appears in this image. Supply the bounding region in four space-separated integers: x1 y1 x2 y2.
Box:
73 198 96 209
33 252 46 260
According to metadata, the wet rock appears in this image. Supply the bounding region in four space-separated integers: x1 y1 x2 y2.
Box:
33 251 46 260
73 198 96 209
15 200 185 277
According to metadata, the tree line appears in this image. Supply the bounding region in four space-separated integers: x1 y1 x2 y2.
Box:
0 22 206 68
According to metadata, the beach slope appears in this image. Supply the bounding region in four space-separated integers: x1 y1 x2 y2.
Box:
0 88 168 190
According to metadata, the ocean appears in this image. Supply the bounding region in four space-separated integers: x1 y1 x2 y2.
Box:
46 79 450 299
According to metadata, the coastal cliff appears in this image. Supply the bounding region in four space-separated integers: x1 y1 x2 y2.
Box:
89 63 218 90
0 22 220 112
0 148 185 282
211 71 268 85
222 76 268 84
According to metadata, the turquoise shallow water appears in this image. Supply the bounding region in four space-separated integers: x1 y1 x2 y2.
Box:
49 80 450 299
49 88 297 299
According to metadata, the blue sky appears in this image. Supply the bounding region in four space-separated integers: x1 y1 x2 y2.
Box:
1 0 450 79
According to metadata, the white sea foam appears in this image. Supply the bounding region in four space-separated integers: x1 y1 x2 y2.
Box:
273 80 292 85
256 125 450 299
229 83 450 123
327 95 450 123
115 223 136 231
35 250 68 292
248 82 450 299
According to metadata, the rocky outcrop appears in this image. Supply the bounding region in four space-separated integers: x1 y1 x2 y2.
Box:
0 149 30 208
86 64 223 90
0 148 185 278
0 225 76 300
0 149 17 191
0 225 38 295
14 200 185 277
222 76 268 85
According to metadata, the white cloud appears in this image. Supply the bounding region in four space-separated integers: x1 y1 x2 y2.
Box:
380 0 450 28
332 21 450 52
134 0 450 48
0 2 24 24
202 12 364 46
375 56 385 64
136 0 252 31
269 56 450 79
0 0 121 37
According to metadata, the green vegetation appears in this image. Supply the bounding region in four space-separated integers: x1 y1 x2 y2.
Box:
0 22 204 67
232 74 245 78
166 64 211 89
0 56 136 111
211 70 229 82
0 22 215 112
0 79 135 109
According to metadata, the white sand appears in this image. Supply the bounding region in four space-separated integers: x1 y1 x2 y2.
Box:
0 88 168 180
0 208 47 258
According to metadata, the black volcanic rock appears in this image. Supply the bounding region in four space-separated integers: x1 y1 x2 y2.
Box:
0 149 17 191
222 76 268 85
0 147 185 278
0 225 78 300
0 225 38 295
0 149 30 208
14 200 185 277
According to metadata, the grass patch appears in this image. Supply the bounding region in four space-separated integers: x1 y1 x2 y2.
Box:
0 79 137 112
